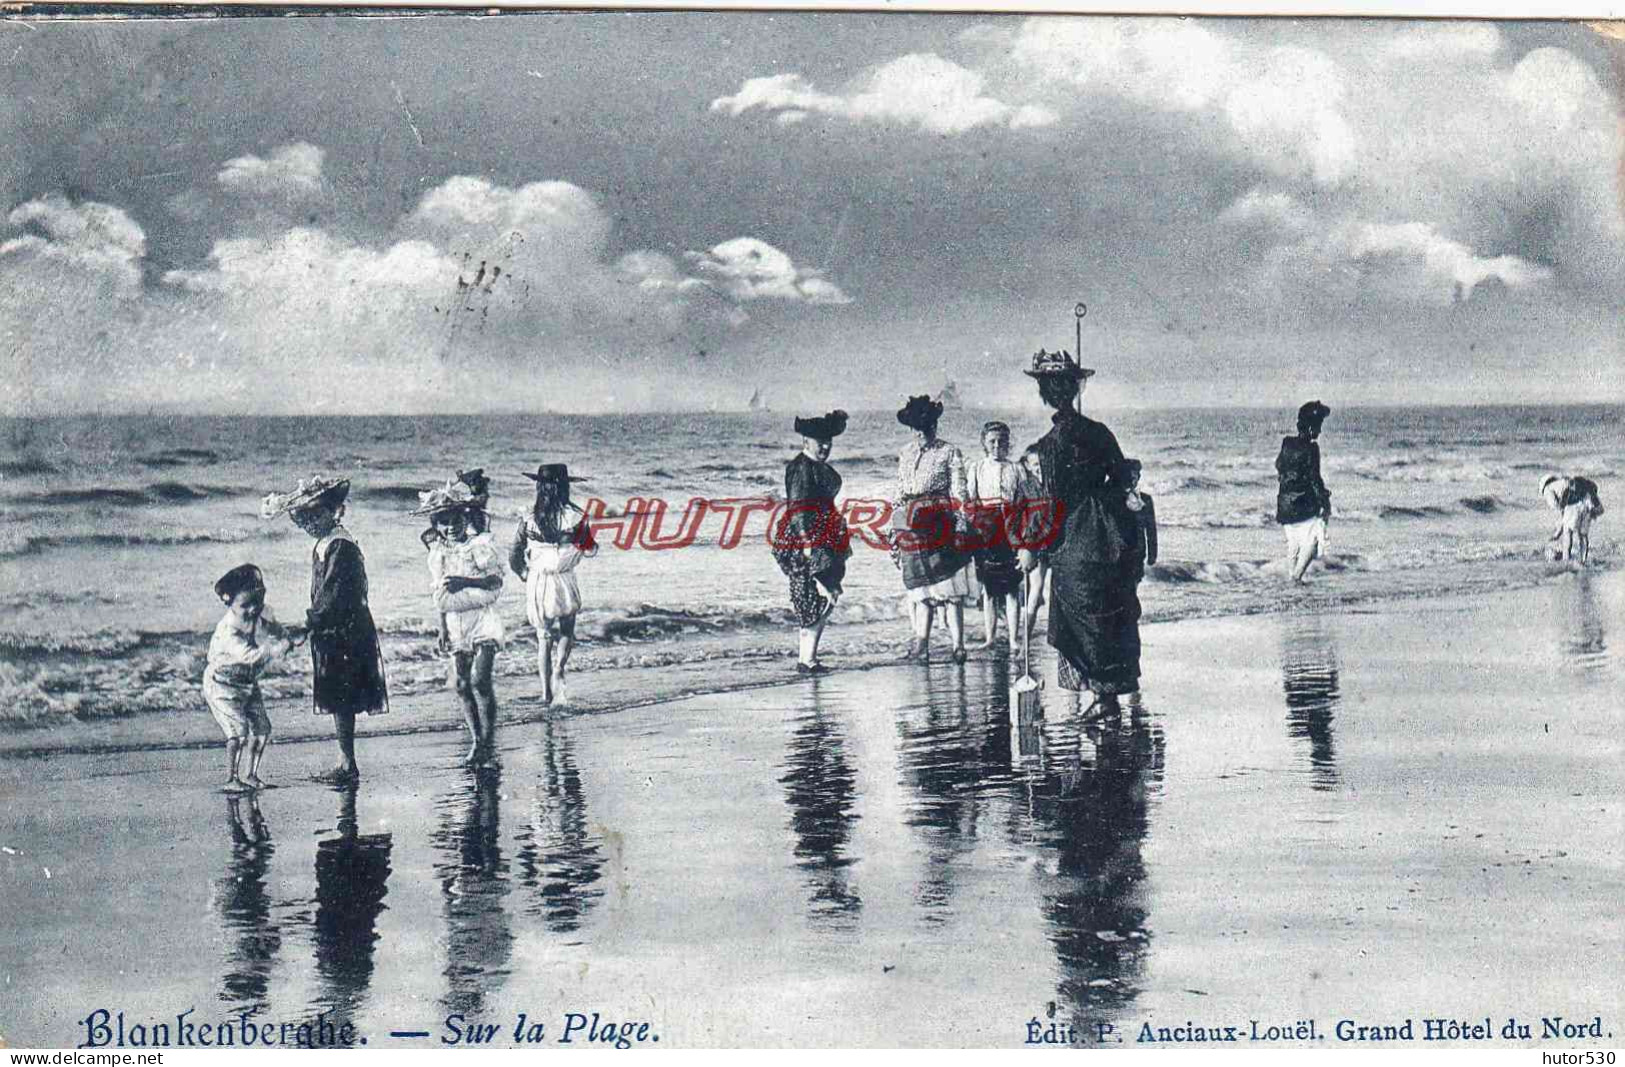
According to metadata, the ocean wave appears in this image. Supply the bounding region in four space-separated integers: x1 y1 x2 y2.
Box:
0 457 58 478
2 482 240 508
1379 504 1454 520
1159 509 1276 530
354 483 428 504
135 448 222 468
0 527 279 559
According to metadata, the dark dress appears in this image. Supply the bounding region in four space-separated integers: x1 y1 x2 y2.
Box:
1029 408 1141 696
307 528 389 716
1275 436 1330 525
772 453 852 627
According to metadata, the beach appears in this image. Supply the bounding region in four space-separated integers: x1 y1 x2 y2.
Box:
2 570 1618 1049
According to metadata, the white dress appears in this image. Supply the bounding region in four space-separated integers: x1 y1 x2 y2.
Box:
518 513 597 634
428 532 505 651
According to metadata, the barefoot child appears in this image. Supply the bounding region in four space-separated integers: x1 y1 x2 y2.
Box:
966 420 1028 654
415 476 505 767
204 564 293 792
1019 447 1051 642
510 464 597 705
261 476 389 784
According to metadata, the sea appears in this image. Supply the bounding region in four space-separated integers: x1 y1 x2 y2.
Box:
1 404 1619 728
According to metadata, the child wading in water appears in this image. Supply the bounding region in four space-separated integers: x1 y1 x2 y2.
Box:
262 476 389 784
966 420 1030 654
415 475 505 768
510 464 597 705
204 564 295 792
1020 447 1051 642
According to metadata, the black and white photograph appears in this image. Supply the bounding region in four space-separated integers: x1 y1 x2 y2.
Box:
0 7 1620 1052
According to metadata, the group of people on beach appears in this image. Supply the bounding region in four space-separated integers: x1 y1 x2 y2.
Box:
197 342 1605 794
773 346 1158 714
201 464 596 791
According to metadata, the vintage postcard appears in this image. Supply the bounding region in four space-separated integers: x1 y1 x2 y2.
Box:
0 6 1620 1053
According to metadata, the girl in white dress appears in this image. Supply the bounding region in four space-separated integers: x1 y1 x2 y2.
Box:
510 464 598 705
415 477 505 767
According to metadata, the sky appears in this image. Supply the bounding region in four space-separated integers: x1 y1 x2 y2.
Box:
0 14 1620 414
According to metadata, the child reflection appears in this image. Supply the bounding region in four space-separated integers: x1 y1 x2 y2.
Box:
432 769 514 1019
1029 713 1164 1033
214 793 282 1016
779 698 862 926
515 720 606 935
307 785 392 1034
1279 615 1341 791
1558 574 1608 671
895 669 1005 923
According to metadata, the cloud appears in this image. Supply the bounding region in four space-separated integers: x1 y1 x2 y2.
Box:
684 237 852 305
1 196 147 289
2 164 854 412
217 142 326 201
1223 188 1553 308
711 53 1056 135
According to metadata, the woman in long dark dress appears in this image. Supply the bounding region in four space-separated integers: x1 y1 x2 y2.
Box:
1016 350 1141 715
262 476 389 782
771 410 852 674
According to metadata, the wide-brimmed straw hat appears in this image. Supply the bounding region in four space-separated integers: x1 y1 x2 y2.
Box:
409 478 485 518
896 395 944 431
1023 348 1095 380
520 463 588 488
260 476 351 519
793 410 849 441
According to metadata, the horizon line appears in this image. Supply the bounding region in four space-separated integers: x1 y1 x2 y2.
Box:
3 399 1623 419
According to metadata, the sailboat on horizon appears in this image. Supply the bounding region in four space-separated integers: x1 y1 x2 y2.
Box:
935 377 963 411
747 387 771 413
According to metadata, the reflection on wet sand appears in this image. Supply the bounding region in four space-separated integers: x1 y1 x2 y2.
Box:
779 684 862 926
1558 575 1609 672
308 785 392 1032
897 665 999 923
214 793 281 1015
1028 709 1164 1032
515 720 605 936
433 769 513 1018
1280 615 1341 791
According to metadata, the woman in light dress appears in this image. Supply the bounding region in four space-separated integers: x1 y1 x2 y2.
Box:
891 394 976 663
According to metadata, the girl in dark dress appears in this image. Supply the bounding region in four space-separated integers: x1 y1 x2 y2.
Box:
262 477 389 783
771 410 852 674
1016 350 1142 716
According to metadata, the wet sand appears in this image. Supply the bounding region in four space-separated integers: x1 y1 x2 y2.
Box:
1 573 1619 1048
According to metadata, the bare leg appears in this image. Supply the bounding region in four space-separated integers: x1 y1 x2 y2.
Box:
246 730 271 787
538 633 555 705
903 601 933 660
1003 594 1021 654
977 589 997 648
331 711 358 776
946 602 966 659
553 628 576 702
471 644 498 764
454 651 481 763
223 738 247 790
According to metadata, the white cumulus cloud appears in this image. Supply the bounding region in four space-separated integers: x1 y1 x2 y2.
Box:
1 195 147 289
217 142 326 201
685 237 852 305
711 53 1056 135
